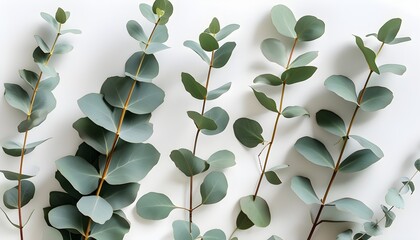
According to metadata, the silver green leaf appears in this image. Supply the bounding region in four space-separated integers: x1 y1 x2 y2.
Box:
324 75 358 104
3 180 35 209
39 76 60 91
213 42 236 68
271 4 297 38
215 24 240 41
78 93 116 132
184 40 210 64
207 150 235 170
0 170 35 181
381 205 396 228
152 25 169 43
34 35 50 53
203 229 226 240
181 72 207 100
385 188 404 209
201 107 229 135
199 33 219 52
142 42 169 54
172 220 200 240
294 15 325 41
355 36 379 74
239 195 271 227
136 192 176 220
48 205 84 234
42 226 63 240
125 51 159 82
54 43 73 54
337 230 353 240
200 171 228 205
139 3 157 23
359 86 393 112
19 69 38 89
77 196 113 224
40 12 59 30
268 236 283 240
378 64 406 75
350 135 384 158
289 51 318 68
339 149 381 173
4 83 30 114
364 222 382 236
251 87 278 112
260 38 287 67
2 138 49 157
101 183 140 210
207 82 231 100
281 66 317 85
233 118 264 148
295 137 334 169
127 20 148 42
187 111 217 131
415 159 420 171
316 109 346 137
332 198 373 220
377 18 402 44
73 118 115 155
170 148 207 177
89 212 130 240
282 106 309 118
291 176 321 204
253 74 282 86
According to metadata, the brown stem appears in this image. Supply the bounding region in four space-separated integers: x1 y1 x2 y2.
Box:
306 43 385 240
252 38 298 200
83 20 160 240
188 50 215 232
16 24 62 240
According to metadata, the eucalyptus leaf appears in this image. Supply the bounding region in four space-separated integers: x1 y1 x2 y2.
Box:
77 196 113 224
4 83 31 114
49 191 77 208
239 195 271 227
42 226 63 240
332 198 373 220
19 69 39 89
355 36 379 74
309 204 360 223
216 24 240 41
18 110 49 133
236 211 254 230
152 25 169 43
253 74 282 86
233 118 264 148
0 207 19 228
60 29 82 35
170 148 207 177
265 171 281 185
172 220 200 240
385 188 404 209
251 87 278 112
139 3 157 23
389 37 411 45
73 118 115 155
89 212 130 240
207 150 235 170
0 170 34 181
294 137 334 169
200 171 228 204
34 35 50 53
271 4 297 38
39 76 60 91
37 63 57 77
33 47 49 63
136 192 176 220
415 159 420 171
203 229 226 240
153 0 173 25
336 230 353 240
207 82 231 100
339 149 381 173
213 42 236 68
281 66 317 85
103 142 159 185
324 75 358 104
291 176 321 204
3 180 35 209
78 93 116 133
381 205 396 228
316 109 346 137
126 20 148 42
54 43 73 54
55 7 67 24
125 51 159 82
290 51 318 68
378 64 406 75
56 156 100 195
187 111 217 131
48 205 84 234
199 33 219 52
142 42 169 54
364 222 382 236
350 135 384 158
101 76 164 114
268 236 283 240
209 18 220 34
181 72 207 100
41 12 59 30
294 15 325 41
201 107 229 135
118 111 153 143
359 86 393 112
2 138 49 157
282 106 309 118
260 38 287 67
101 183 139 210
378 18 401 44
184 40 210 64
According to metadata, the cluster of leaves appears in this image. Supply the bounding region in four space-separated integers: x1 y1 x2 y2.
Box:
136 18 239 240
1 8 78 239
337 159 420 240
43 1 173 239
232 5 324 236
291 19 410 239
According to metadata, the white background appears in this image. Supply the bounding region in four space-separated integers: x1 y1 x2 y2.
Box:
1 0 419 239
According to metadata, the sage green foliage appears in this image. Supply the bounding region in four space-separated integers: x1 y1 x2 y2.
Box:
292 18 410 239
232 5 324 234
1 7 78 236
339 159 420 239
44 1 172 239
137 17 238 239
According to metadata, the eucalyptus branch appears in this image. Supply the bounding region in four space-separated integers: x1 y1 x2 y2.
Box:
232 4 324 235
1 7 78 240
290 18 411 240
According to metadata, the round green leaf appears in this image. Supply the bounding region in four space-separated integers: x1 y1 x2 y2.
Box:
213 42 236 68
291 176 320 205
3 180 35 209
332 198 374 220
19 69 39 89
253 74 282 86
294 137 334 169
127 20 147 42
207 82 231 100
4 83 30 115
289 51 318 68
172 220 200 240
265 171 281 185
77 93 116 133
181 72 207 100
316 109 346 137
200 171 228 205
136 192 176 220
40 12 58 30
39 76 60 91
295 15 325 41
378 64 406 76
153 0 173 25
260 38 287 67
360 86 393 112
55 7 67 24
271 4 297 38
378 18 402 44
48 205 84 234
216 24 240 41
281 66 317 85
152 25 169 43
101 183 140 210
139 3 157 23
54 43 73 54
104 142 159 185
350 135 384 158
381 205 396 227
187 111 217 131
385 188 404 209
184 40 210 64
268 236 283 240
324 75 358 104
415 159 420 171
77 196 113 224
236 211 254 230
42 227 63 240
170 149 207 177
364 222 383 236
251 87 278 112
125 51 159 82
203 229 226 240
202 107 229 135
355 36 379 74
199 33 219 52
209 18 220 34
142 42 169 54
34 35 50 53
233 118 264 148
239 195 271 227
339 149 381 173
73 118 115 155
89 212 130 240
207 150 236 170
118 111 153 143
282 106 309 118
2 138 49 157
